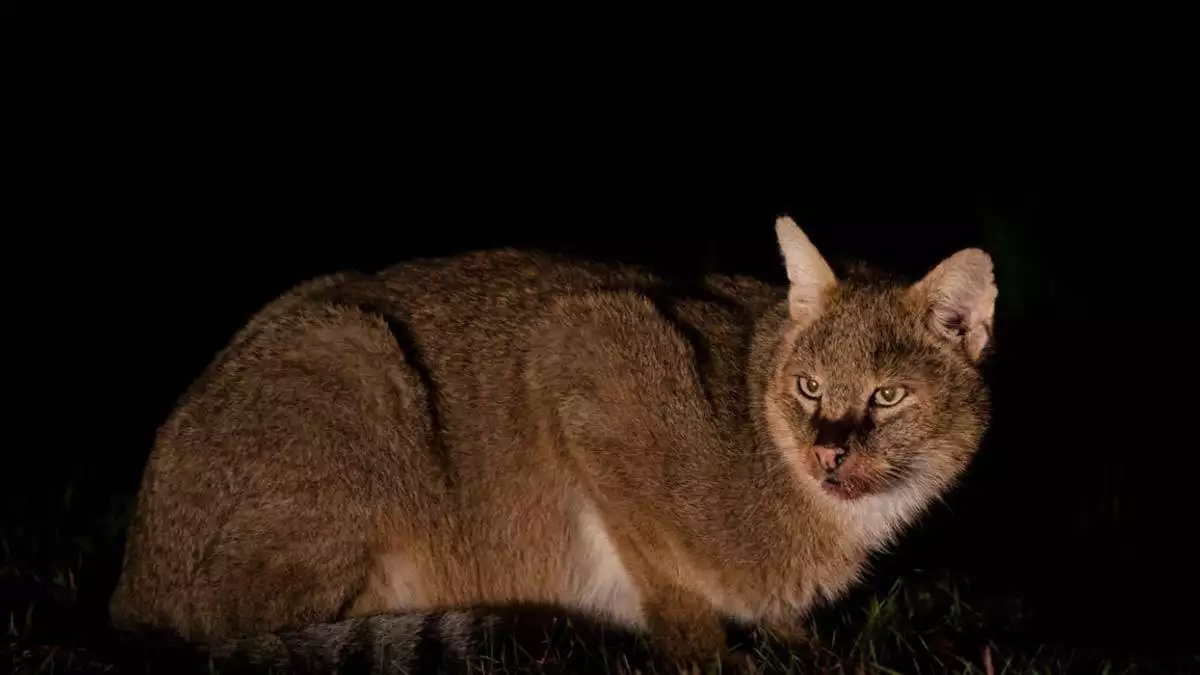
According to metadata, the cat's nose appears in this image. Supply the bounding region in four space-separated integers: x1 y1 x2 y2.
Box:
813 445 847 472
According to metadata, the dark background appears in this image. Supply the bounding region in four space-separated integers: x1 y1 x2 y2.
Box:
8 19 1197 670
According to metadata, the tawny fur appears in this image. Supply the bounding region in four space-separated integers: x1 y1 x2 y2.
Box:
109 218 996 670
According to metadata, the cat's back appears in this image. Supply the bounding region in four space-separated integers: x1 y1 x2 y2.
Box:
378 247 777 330
363 247 781 386
170 246 774 426
376 247 658 322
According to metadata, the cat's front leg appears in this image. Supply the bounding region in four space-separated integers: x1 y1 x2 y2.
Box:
642 585 752 674
757 612 812 647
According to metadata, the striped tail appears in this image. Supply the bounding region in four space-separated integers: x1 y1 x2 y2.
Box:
209 611 494 674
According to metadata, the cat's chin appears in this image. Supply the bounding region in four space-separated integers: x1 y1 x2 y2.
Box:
820 479 870 501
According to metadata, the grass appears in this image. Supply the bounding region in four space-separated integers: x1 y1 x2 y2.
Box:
3 477 1194 674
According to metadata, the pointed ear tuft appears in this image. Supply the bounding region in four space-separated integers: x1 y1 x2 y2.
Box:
913 248 997 361
775 216 837 323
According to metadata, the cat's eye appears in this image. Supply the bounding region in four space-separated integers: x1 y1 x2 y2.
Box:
873 385 907 407
797 376 822 399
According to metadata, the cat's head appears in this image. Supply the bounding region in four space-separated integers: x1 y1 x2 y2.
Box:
763 217 995 532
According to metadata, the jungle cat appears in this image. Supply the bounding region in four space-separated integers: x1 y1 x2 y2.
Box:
110 217 997 672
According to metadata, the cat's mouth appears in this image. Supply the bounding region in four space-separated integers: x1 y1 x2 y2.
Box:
804 446 909 500
819 464 906 500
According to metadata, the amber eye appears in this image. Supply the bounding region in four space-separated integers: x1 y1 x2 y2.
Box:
797 376 822 399
873 385 907 407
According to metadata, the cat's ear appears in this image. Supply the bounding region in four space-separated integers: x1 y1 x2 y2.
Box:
912 248 997 361
775 216 837 323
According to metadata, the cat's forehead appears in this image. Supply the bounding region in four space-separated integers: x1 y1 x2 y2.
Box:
793 282 920 372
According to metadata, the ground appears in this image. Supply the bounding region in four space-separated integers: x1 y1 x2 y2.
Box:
2 474 1191 674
